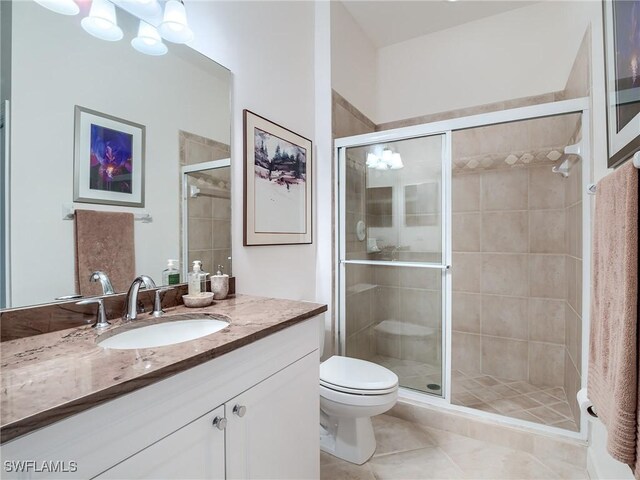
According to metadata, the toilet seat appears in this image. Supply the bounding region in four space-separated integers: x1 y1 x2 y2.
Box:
320 383 398 406
320 356 398 395
320 379 397 395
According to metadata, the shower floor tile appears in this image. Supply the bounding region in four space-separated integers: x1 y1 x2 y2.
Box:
368 355 578 432
451 371 579 432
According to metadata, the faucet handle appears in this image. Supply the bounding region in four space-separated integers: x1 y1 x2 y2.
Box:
152 287 173 318
77 298 110 329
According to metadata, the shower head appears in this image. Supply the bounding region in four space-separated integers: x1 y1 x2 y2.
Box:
552 142 582 178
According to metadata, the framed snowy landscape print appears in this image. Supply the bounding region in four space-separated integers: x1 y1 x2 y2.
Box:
243 110 312 245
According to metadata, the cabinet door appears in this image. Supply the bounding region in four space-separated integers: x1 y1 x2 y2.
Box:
226 352 319 480
94 405 226 480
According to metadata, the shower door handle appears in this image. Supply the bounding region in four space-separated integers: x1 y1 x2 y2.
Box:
341 260 452 270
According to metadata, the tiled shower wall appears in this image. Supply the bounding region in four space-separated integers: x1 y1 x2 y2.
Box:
179 131 232 277
451 163 571 387
335 91 377 359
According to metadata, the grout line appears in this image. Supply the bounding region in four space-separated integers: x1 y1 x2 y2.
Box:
371 444 439 461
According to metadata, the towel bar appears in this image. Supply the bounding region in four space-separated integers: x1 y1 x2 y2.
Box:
61 205 152 223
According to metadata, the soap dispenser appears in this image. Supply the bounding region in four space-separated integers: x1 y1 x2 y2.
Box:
188 260 204 296
211 265 229 300
162 259 180 285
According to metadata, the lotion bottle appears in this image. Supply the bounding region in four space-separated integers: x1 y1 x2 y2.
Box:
211 265 229 300
188 260 203 296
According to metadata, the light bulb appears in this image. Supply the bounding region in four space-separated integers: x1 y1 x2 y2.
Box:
131 20 168 56
121 0 162 18
34 0 79 15
81 0 124 42
366 153 379 168
389 153 404 169
159 0 194 44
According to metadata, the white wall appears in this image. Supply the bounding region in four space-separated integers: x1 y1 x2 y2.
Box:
9 3 229 306
330 1 378 122
187 1 319 302
314 1 334 357
376 1 597 124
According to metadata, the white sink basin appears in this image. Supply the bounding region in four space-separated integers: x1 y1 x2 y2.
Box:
98 315 229 350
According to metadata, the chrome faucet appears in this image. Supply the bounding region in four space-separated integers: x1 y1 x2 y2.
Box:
123 275 157 322
90 271 115 295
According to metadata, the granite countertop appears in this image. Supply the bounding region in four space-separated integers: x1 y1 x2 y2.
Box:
0 294 327 444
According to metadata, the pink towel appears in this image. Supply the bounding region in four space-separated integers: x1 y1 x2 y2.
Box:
74 209 135 296
588 160 639 476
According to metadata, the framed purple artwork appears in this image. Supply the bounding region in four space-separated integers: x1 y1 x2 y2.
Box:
73 106 145 207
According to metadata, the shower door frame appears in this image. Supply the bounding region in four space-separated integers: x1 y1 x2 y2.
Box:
335 97 591 441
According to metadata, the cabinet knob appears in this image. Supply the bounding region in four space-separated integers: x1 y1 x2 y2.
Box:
233 404 247 417
212 416 227 430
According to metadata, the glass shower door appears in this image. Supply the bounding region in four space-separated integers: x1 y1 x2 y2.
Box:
338 133 449 396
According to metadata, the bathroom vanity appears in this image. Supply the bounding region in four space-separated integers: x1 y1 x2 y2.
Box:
0 295 326 479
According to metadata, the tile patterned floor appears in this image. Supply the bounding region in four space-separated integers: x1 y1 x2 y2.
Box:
320 414 589 480
451 370 579 432
368 356 578 432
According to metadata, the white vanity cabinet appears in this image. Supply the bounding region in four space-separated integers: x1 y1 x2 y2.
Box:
95 406 226 480
225 351 319 479
1 318 320 480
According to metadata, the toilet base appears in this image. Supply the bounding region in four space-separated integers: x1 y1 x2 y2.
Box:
320 415 376 465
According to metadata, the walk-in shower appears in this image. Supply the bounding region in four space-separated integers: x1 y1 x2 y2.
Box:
335 99 590 438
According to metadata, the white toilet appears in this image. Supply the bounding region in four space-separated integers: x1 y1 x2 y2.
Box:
319 355 399 464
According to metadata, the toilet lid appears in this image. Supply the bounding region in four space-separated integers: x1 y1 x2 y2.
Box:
320 356 398 392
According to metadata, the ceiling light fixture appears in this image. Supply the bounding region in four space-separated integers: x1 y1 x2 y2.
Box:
131 20 168 55
81 0 124 42
120 0 163 18
34 0 79 15
36 0 195 53
158 0 194 44
366 148 404 170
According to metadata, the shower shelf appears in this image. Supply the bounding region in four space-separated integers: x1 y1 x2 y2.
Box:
374 320 436 338
346 283 378 295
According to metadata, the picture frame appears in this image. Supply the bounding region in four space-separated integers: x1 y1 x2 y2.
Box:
243 110 312 245
73 106 145 207
603 0 640 168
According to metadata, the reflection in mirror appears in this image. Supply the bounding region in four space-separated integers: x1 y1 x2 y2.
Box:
404 183 439 227
2 2 231 308
182 160 232 280
346 136 443 263
366 187 392 227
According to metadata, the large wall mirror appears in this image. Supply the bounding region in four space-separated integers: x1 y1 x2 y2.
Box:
2 1 231 308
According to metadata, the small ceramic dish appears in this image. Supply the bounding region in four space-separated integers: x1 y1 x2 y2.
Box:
182 292 214 308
